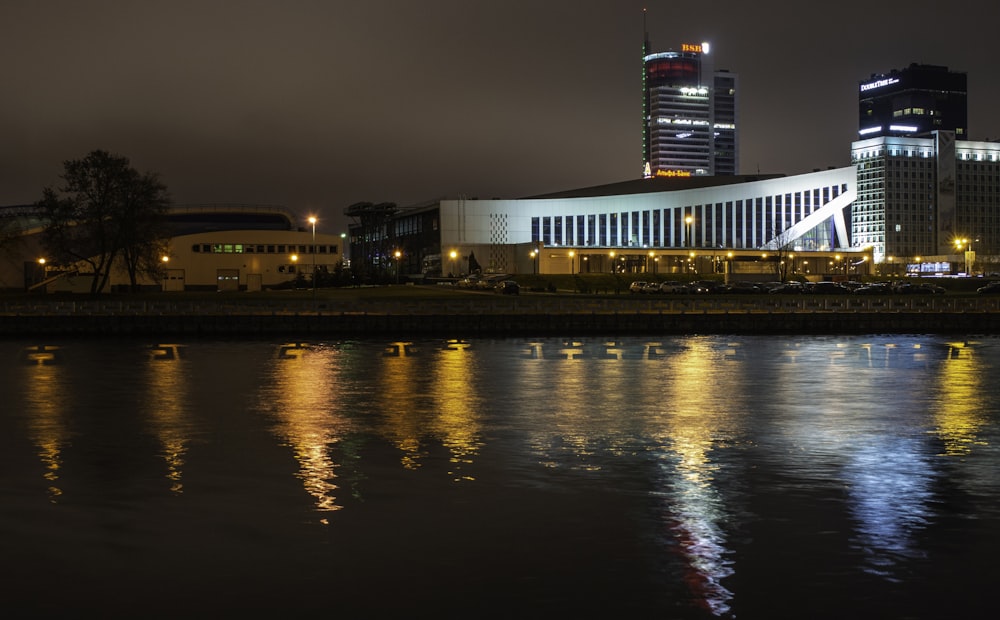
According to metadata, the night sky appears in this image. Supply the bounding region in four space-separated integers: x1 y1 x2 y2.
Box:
3 0 998 232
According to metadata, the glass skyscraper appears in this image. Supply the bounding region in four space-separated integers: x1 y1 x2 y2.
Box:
642 40 739 178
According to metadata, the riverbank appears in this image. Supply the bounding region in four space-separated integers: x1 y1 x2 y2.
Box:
2 285 1000 337
3 309 1000 338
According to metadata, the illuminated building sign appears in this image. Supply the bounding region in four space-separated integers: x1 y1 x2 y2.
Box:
889 124 919 132
654 169 693 178
680 42 709 54
860 77 900 92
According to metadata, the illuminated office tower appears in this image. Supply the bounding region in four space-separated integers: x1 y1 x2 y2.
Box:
858 63 967 140
642 40 738 177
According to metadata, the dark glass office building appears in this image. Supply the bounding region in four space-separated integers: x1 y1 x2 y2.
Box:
858 63 967 140
642 41 739 178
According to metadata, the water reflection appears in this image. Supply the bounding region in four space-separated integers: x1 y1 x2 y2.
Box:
931 341 990 456
428 341 483 482
376 341 428 469
515 337 738 615
144 344 191 493
261 342 354 513
646 338 738 617
20 345 69 502
2 336 999 617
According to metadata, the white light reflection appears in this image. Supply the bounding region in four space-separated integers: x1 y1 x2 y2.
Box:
648 339 736 617
844 439 932 580
145 344 191 494
523 337 738 615
20 345 69 502
266 342 353 514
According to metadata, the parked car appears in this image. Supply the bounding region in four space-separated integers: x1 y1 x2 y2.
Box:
642 281 662 294
495 280 520 295
688 280 723 294
721 281 761 294
629 281 649 294
977 281 1000 295
894 282 945 295
659 281 689 294
476 275 503 290
852 283 893 295
768 282 805 294
807 281 852 295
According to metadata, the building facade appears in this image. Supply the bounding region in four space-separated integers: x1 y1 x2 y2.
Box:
642 41 738 178
0 204 342 292
852 131 1000 273
364 168 863 279
858 64 968 140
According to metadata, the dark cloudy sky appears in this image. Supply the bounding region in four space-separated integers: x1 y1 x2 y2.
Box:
3 0 998 232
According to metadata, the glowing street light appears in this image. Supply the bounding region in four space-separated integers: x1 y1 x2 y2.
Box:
569 250 575 275
955 237 973 274
308 216 317 297
685 215 693 248
394 249 401 284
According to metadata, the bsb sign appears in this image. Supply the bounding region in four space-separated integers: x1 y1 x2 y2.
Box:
681 42 709 54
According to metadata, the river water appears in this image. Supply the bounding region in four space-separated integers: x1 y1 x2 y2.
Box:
2 334 998 618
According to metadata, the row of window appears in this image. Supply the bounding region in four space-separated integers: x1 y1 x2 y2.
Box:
530 185 846 249
191 243 339 255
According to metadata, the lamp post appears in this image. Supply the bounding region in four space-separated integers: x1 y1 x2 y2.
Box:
449 250 457 278
955 238 974 275
394 249 401 284
569 250 575 275
308 216 317 298
609 250 615 273
685 215 693 248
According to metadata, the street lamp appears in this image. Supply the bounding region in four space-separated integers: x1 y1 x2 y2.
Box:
308 216 317 297
449 250 458 277
394 249 401 284
955 238 973 274
685 215 693 248
648 251 655 274
569 250 575 275
609 250 615 273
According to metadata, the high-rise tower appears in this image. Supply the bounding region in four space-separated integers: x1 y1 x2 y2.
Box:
858 63 967 140
642 32 738 177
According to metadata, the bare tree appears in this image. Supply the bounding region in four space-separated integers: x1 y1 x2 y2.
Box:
38 150 170 293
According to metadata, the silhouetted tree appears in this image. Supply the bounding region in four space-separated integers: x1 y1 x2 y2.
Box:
38 150 170 293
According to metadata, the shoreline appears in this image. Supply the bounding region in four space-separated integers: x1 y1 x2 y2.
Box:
3 287 1000 337
3 309 999 338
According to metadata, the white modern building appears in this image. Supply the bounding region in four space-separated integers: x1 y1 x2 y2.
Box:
852 130 1000 274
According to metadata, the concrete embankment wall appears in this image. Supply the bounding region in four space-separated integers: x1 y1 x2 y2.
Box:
2 311 999 338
